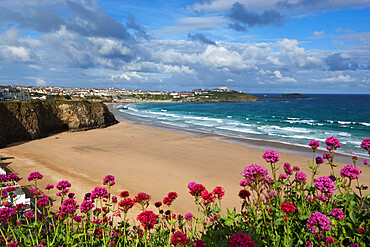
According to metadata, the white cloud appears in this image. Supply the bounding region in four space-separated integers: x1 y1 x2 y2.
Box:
315 75 355 82
273 70 297 82
36 78 46 86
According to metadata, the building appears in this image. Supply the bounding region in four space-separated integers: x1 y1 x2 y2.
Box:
0 86 30 101
218 86 230 91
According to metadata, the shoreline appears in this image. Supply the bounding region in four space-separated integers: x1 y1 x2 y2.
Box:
1 119 369 216
108 103 368 164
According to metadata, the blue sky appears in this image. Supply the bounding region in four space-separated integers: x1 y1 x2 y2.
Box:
0 0 369 93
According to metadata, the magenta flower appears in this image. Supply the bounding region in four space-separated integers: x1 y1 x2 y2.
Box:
187 182 196 189
170 231 189 246
364 159 368 166
340 164 361 180
296 171 307 184
284 163 293 175
80 200 95 213
330 208 344 220
37 195 52 208
263 150 279 163
242 163 269 185
7 174 19 181
60 198 79 215
91 187 109 200
118 198 135 212
293 166 300 171
326 237 335 244
25 211 35 219
103 175 115 186
189 183 206 197
184 212 193 220
45 184 54 190
229 233 255 247
29 188 42 197
239 180 248 187
56 180 71 190
137 210 158 230
325 136 342 151
316 156 324 165
27 172 43 181
309 140 320 150
213 186 225 199
306 212 332 234
279 174 287 180
323 153 333 160
314 176 336 196
361 138 370 152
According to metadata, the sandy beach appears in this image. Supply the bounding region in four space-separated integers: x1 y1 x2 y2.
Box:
1 121 369 218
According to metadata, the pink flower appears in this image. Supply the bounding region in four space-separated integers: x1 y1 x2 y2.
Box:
103 175 115 186
187 182 196 189
284 163 293 175
296 171 307 184
263 150 279 163
306 212 332 234
45 184 54 190
309 140 320 150
167 192 178 200
316 156 324 165
213 186 225 199
60 198 79 215
30 188 42 197
80 200 94 213
358 226 365 233
184 213 193 220
137 210 158 230
134 192 151 205
241 163 269 186
37 195 52 208
193 240 205 247
326 237 335 244
56 180 71 190
229 233 255 247
239 180 247 187
293 166 300 171
361 138 370 152
170 231 189 246
323 153 333 160
189 184 206 197
7 174 19 181
314 176 336 197
364 160 368 166
330 208 344 220
340 164 361 180
279 174 287 180
280 202 296 214
27 172 43 181
201 190 215 205
325 136 342 150
120 191 129 198
118 198 135 212
91 187 109 200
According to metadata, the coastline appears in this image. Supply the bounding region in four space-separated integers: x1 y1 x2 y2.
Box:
1 119 369 216
108 103 368 164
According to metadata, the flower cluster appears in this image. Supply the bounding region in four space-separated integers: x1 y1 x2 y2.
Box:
315 156 324 165
330 208 344 220
306 212 332 234
239 189 251 199
201 190 215 205
325 136 342 151
136 210 158 230
314 176 336 196
283 163 293 175
323 153 332 160
170 231 189 246
37 195 52 208
189 183 206 197
229 233 255 247
60 198 79 215
263 150 279 163
103 175 115 186
56 180 71 190
241 163 269 186
118 198 135 212
80 200 94 213
27 172 43 181
162 192 177 206
295 171 307 184
309 140 320 150
361 138 370 152
340 165 361 180
213 186 225 200
91 187 109 200
280 202 296 215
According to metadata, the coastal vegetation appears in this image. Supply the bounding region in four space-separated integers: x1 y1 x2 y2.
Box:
0 137 369 246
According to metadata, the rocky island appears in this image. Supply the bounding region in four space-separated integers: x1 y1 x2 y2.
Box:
185 90 259 103
0 100 118 148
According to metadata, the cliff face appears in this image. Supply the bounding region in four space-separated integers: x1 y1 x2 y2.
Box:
0 100 118 148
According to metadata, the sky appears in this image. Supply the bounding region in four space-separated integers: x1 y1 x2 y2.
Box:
0 0 369 93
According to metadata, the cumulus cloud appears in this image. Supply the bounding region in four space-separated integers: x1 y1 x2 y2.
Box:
187 33 216 45
325 53 360 70
227 2 285 32
273 70 296 82
36 78 46 86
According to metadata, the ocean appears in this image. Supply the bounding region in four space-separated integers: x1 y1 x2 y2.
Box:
112 94 369 159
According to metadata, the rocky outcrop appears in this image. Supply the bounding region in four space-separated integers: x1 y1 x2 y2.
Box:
0 100 118 148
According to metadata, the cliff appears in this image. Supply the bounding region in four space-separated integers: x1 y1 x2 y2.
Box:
0 100 118 148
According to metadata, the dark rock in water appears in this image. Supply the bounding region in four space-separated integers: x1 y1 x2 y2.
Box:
258 93 310 99
0 100 118 148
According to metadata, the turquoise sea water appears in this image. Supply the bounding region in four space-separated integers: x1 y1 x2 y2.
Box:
113 94 369 158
